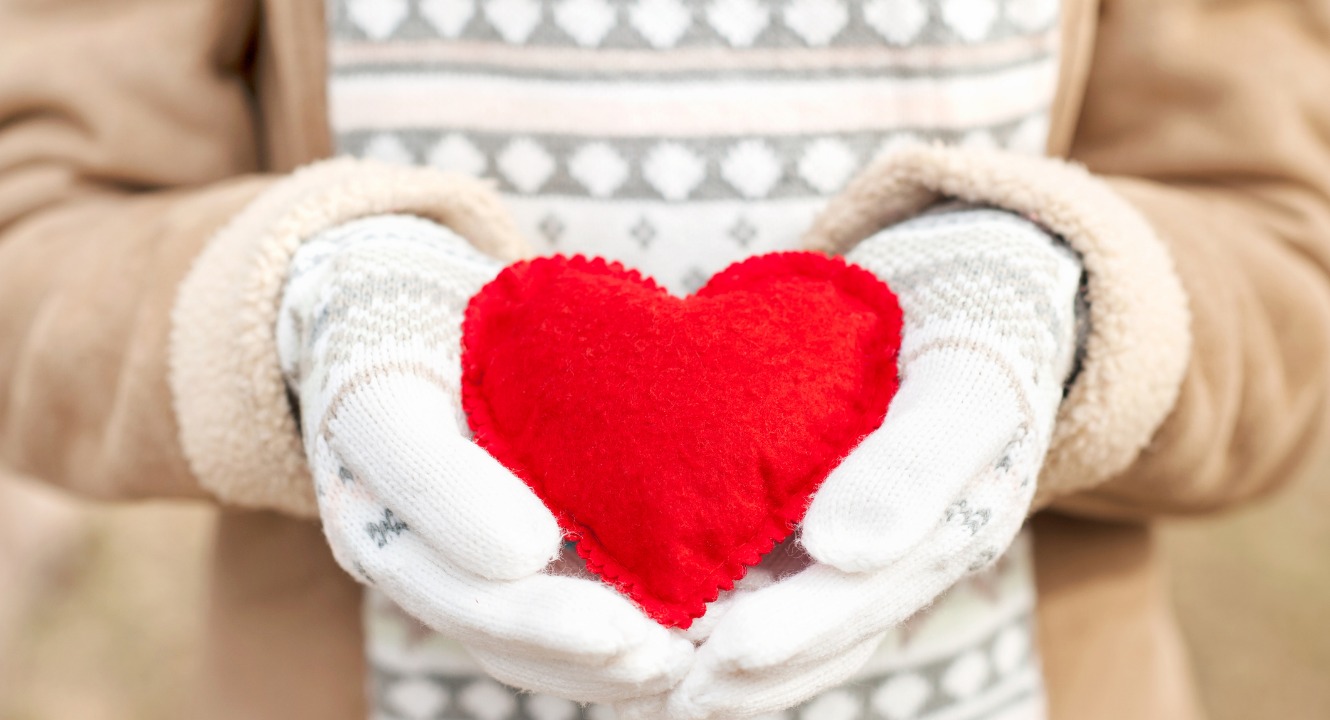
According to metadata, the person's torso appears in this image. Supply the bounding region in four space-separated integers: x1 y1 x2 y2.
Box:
324 0 1057 716
326 0 1058 291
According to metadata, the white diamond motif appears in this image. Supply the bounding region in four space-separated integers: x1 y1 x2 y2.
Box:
485 0 544 43
386 677 449 717
556 0 618 47
459 679 518 720
498 138 556 193
991 624 1030 675
643 143 706 201
631 0 694 48
862 0 928 45
527 693 579 720
707 0 771 47
420 0 476 37
538 213 565 245
681 267 711 293
428 133 488 176
346 0 408 40
874 132 925 161
569 143 630 198
871 672 931 719
941 649 992 699
801 689 860 720
798 138 857 194
941 0 998 42
631 217 657 248
363 133 414 166
721 140 783 199
1005 0 1058 30
782 0 848 47
728 216 758 247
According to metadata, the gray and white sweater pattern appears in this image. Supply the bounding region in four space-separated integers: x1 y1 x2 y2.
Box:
325 0 1058 717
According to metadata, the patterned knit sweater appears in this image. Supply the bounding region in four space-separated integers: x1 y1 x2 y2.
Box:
325 0 1058 717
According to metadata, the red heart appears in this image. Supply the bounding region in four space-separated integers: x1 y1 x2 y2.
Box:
461 252 902 628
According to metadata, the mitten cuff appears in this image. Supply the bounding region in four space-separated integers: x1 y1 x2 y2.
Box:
803 145 1191 504
169 158 530 516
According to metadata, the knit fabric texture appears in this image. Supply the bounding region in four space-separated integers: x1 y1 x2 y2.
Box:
323 0 1062 716
651 206 1079 720
276 214 552 583
368 530 1042 720
325 0 1059 294
278 215 695 704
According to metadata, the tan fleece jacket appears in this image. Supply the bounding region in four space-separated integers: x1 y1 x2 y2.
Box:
2 1 1329 719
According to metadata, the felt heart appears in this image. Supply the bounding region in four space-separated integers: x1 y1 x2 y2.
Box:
461 252 902 628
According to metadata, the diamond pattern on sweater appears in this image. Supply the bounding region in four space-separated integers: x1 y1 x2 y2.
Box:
782 0 849 46
940 0 999 42
722 140 783 199
630 0 694 47
630 217 657 248
569 142 630 198
862 0 928 44
871 672 931 719
460 679 519 720
680 266 711 292
330 0 1058 48
801 689 862 720
940 649 992 699
798 138 858 194
498 138 557 192
428 133 488 175
706 0 771 46
729 216 758 247
346 0 410 40
643 142 707 200
331 0 1061 711
364 133 416 166
556 0 618 46
526 694 579 720
538 213 566 244
368 612 1039 720
485 0 544 42
1003 0 1057 31
386 677 450 717
991 623 1030 676
338 119 1046 202
420 0 477 36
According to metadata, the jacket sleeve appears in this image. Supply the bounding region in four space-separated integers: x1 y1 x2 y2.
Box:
0 0 531 515
1051 0 1330 518
0 0 275 503
804 0 1330 519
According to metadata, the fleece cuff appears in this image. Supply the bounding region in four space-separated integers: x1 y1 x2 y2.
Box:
169 157 530 516
803 144 1191 505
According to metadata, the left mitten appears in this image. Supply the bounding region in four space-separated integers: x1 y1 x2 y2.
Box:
277 215 693 703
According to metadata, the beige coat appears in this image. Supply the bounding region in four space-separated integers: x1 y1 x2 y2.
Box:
3 0 1330 718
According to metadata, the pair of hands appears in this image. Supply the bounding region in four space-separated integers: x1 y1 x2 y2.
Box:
277 209 1081 718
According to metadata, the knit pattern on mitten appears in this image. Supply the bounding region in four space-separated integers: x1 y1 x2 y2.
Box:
660 206 1079 720
278 216 692 704
277 216 549 580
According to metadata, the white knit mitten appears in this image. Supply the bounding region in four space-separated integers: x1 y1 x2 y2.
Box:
663 207 1082 719
277 215 692 703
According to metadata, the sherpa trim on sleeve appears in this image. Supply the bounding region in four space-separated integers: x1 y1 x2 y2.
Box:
802 144 1191 505
170 157 531 516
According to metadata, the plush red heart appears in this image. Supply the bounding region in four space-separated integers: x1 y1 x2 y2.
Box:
461 252 902 628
